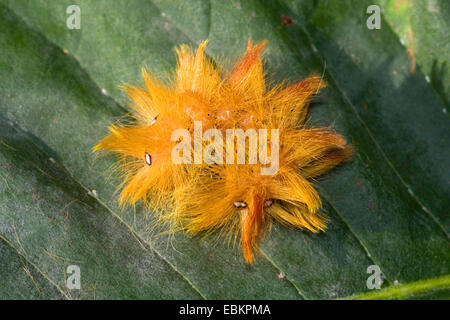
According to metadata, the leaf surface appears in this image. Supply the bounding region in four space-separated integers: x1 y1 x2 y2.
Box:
0 0 448 299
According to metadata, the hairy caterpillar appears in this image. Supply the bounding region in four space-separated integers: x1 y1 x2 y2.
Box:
94 40 352 264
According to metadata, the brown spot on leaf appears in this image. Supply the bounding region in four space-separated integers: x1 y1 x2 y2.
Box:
1 163 12 170
281 15 293 26
31 193 41 200
394 0 408 10
406 27 416 74
407 48 416 74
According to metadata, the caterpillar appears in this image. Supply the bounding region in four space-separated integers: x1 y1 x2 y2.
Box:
94 40 352 264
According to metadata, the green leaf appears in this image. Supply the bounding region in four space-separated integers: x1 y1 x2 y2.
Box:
376 0 450 112
0 0 448 299
349 274 450 300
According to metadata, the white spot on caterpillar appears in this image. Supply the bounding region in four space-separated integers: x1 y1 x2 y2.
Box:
101 88 108 95
145 153 152 165
425 75 430 83
234 201 247 208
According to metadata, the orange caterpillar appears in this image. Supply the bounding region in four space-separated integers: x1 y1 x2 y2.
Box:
94 40 352 263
